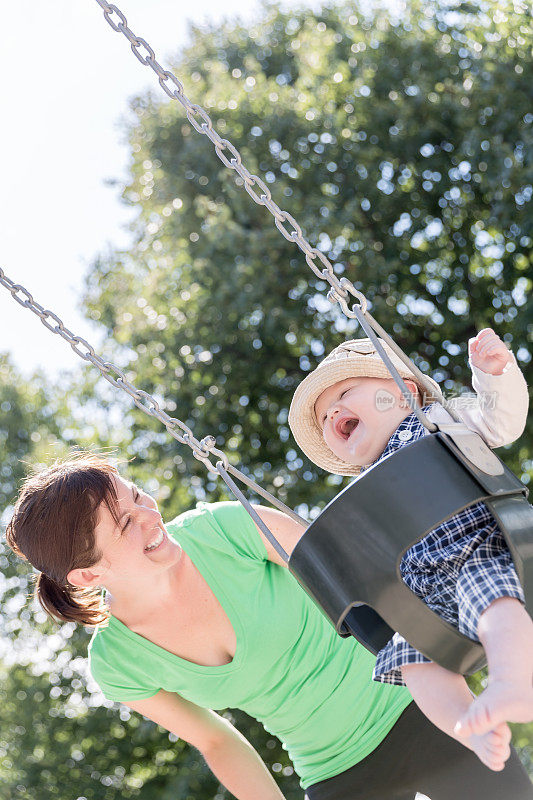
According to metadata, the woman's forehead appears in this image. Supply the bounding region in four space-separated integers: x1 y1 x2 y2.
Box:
95 474 132 531
113 474 134 498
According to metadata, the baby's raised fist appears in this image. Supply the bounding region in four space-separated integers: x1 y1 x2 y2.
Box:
468 329 512 376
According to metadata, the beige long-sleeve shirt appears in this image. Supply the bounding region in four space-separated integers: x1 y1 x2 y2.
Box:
427 355 529 448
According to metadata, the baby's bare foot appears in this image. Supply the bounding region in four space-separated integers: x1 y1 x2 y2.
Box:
468 723 512 772
455 680 533 738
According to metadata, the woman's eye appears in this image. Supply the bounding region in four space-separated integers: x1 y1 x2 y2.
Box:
121 517 131 533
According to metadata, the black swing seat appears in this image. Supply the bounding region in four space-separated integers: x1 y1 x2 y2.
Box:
289 429 533 674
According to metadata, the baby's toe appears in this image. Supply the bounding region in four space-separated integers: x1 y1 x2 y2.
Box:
485 731 511 762
495 722 512 744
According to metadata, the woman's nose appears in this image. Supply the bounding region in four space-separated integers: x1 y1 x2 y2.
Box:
139 505 162 525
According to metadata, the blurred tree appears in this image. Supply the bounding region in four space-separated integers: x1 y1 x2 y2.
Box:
0 655 222 800
0 355 61 510
2 0 532 796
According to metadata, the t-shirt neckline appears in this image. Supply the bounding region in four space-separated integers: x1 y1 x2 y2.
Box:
105 523 245 675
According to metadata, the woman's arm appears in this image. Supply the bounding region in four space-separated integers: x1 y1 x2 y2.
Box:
125 690 286 800
252 506 307 566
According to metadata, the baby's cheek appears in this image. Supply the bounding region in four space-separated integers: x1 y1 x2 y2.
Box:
323 428 343 458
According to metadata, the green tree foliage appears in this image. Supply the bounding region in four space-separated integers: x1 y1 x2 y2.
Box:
0 650 299 798
0 356 61 509
2 0 532 796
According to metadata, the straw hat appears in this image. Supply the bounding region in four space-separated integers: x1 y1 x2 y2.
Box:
288 338 441 476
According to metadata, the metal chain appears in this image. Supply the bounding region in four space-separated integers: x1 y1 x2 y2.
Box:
0 267 225 473
0 267 307 547
93 0 368 320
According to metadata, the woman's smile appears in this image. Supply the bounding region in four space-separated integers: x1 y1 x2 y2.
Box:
144 527 168 553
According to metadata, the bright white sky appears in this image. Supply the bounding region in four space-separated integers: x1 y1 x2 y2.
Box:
0 0 323 379
1 0 406 381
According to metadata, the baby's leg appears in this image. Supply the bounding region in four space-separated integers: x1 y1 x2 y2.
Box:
402 661 511 771
455 597 533 738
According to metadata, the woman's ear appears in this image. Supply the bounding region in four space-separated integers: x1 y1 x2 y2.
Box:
67 565 105 589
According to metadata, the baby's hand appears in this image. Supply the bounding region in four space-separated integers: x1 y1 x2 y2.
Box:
468 329 513 376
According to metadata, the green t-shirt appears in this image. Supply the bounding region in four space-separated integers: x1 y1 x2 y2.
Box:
88 501 411 789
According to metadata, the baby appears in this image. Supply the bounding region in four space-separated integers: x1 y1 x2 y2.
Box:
289 329 533 771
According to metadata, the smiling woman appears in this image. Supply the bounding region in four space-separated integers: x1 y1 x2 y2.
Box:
66 474 186 626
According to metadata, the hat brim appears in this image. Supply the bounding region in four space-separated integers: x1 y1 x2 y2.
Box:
288 359 439 476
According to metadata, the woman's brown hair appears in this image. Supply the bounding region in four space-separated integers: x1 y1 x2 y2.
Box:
5 453 122 626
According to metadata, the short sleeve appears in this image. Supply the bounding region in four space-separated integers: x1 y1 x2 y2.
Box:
194 501 269 563
88 627 160 703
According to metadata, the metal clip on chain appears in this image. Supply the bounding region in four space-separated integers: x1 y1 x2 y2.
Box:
327 277 368 318
186 434 230 475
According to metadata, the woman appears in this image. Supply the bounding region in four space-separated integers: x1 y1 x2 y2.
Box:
6 453 533 799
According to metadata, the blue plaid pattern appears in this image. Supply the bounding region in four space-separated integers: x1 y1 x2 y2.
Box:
370 406 524 686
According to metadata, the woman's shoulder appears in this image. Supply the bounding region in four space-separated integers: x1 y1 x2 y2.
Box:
168 500 246 527
88 619 159 702
167 501 267 563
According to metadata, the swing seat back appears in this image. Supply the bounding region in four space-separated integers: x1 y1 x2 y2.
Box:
289 432 532 674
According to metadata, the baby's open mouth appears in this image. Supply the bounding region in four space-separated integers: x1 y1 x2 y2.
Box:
336 416 359 439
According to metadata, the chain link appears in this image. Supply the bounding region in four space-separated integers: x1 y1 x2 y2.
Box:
0 267 231 474
93 0 368 319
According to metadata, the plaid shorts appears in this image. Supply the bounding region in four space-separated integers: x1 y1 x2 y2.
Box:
369 409 525 686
